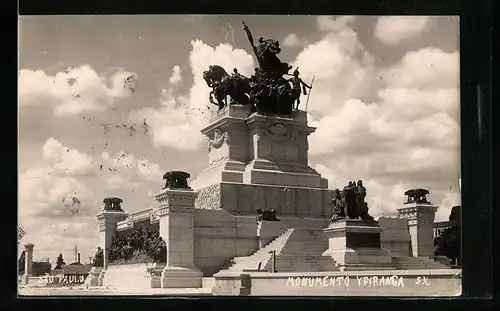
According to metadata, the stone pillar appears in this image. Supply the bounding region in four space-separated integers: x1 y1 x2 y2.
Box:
398 203 438 258
21 243 34 285
97 209 128 268
155 187 202 288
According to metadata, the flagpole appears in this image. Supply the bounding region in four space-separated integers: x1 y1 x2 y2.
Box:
305 75 315 112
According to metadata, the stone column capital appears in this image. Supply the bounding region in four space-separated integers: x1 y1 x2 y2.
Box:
154 188 199 215
97 210 129 232
397 203 438 222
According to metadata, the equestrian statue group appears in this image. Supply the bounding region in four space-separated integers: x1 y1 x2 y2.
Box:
203 21 312 115
331 180 375 223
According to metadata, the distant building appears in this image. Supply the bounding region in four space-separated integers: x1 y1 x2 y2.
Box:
433 205 461 237
434 205 461 267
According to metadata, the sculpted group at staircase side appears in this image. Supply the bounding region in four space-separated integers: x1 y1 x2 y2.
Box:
331 180 375 222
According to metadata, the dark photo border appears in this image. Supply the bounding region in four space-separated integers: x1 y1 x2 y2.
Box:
8 0 495 310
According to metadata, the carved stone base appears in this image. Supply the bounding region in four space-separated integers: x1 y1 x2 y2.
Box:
195 182 332 218
21 274 31 285
323 219 393 271
160 266 203 288
150 263 165 288
84 267 103 287
97 269 107 286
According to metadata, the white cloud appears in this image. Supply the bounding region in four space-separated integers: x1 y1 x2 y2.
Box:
290 16 375 117
317 16 356 32
19 138 96 221
129 40 255 151
283 33 308 47
382 47 459 89
308 46 460 220
374 16 435 46
169 65 182 85
18 138 100 261
19 65 138 117
100 150 163 189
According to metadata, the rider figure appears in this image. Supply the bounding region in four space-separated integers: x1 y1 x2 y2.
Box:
288 68 312 110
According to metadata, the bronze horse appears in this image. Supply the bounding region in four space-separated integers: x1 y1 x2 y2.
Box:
203 65 251 109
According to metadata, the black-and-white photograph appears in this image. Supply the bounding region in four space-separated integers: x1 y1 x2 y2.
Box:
18 15 461 296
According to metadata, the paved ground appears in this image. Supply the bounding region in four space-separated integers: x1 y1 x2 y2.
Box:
18 286 213 296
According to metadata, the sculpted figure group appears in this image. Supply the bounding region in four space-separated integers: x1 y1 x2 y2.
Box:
331 180 375 222
203 21 312 115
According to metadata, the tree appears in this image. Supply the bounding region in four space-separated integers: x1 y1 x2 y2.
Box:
18 226 26 244
54 253 65 269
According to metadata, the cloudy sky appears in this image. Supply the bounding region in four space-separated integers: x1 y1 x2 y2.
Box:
18 15 460 263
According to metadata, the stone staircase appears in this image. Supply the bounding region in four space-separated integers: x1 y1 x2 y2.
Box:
220 229 449 274
222 228 339 273
271 228 339 272
223 229 295 272
388 252 450 269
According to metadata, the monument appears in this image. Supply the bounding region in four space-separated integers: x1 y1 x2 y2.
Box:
83 22 456 294
196 21 331 221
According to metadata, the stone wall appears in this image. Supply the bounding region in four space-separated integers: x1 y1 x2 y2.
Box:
213 270 461 296
193 209 287 276
378 217 412 256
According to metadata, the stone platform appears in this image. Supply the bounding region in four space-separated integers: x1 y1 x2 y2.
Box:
195 182 332 218
195 105 332 218
323 219 394 271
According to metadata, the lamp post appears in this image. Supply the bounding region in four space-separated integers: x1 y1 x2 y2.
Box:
268 250 277 273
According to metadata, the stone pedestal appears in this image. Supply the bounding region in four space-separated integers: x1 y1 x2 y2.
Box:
398 203 438 258
322 220 392 271
155 188 202 288
242 111 327 189
21 243 34 285
84 267 103 287
150 262 165 288
196 105 327 189
195 105 331 218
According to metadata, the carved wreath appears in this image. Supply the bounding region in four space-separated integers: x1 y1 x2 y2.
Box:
260 123 298 143
126 217 134 228
208 129 228 151
150 208 159 221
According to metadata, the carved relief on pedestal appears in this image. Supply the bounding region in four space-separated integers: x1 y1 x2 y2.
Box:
194 184 222 210
398 208 418 219
150 208 160 222
258 123 298 144
169 194 196 207
156 195 169 208
208 129 229 165
98 217 107 232
156 192 196 209
158 206 169 216
208 129 229 151
126 216 134 228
